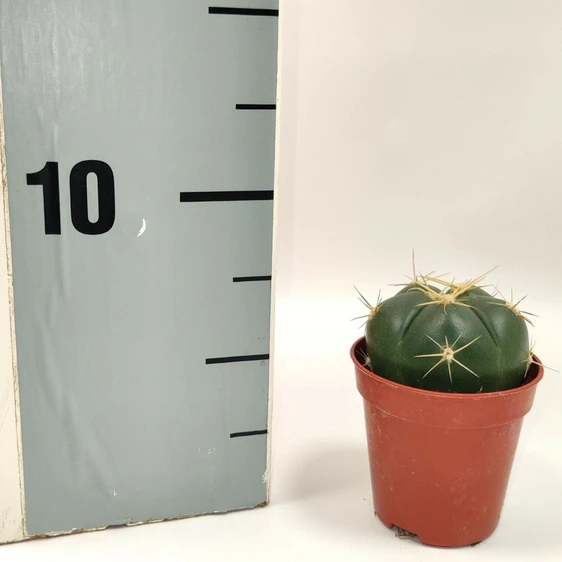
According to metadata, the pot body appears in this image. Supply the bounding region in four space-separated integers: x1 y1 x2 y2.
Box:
352 337 543 547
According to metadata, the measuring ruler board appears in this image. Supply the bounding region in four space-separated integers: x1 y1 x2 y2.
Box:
0 0 278 543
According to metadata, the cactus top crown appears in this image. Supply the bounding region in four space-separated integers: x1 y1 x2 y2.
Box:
357 264 540 393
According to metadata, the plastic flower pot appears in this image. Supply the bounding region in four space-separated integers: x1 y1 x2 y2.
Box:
351 336 543 547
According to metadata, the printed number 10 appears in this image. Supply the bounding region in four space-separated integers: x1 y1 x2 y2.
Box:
26 160 116 235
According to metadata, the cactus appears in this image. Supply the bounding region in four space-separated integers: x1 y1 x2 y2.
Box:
357 264 539 393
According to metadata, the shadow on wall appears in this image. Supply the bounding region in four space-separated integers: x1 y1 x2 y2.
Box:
285 444 382 536
496 449 562 553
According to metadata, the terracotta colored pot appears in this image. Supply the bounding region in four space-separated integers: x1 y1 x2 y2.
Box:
351 336 543 547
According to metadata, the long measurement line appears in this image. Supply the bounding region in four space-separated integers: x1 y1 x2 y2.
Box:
233 275 272 283
209 7 279 17
180 190 273 202
236 104 276 110
230 430 268 438
206 353 269 365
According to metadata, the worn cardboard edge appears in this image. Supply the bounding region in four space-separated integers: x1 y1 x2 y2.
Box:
0 64 26 545
2 500 269 545
266 0 284 505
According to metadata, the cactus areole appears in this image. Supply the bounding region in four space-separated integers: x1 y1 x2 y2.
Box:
362 272 535 393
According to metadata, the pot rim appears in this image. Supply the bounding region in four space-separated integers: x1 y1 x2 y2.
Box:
351 336 544 399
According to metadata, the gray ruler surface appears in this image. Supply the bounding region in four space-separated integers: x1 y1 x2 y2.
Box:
0 0 277 535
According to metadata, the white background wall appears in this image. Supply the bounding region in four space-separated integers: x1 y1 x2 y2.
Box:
270 1 562 559
274 0 562 308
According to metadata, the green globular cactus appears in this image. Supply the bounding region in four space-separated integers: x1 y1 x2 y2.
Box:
358 267 538 393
